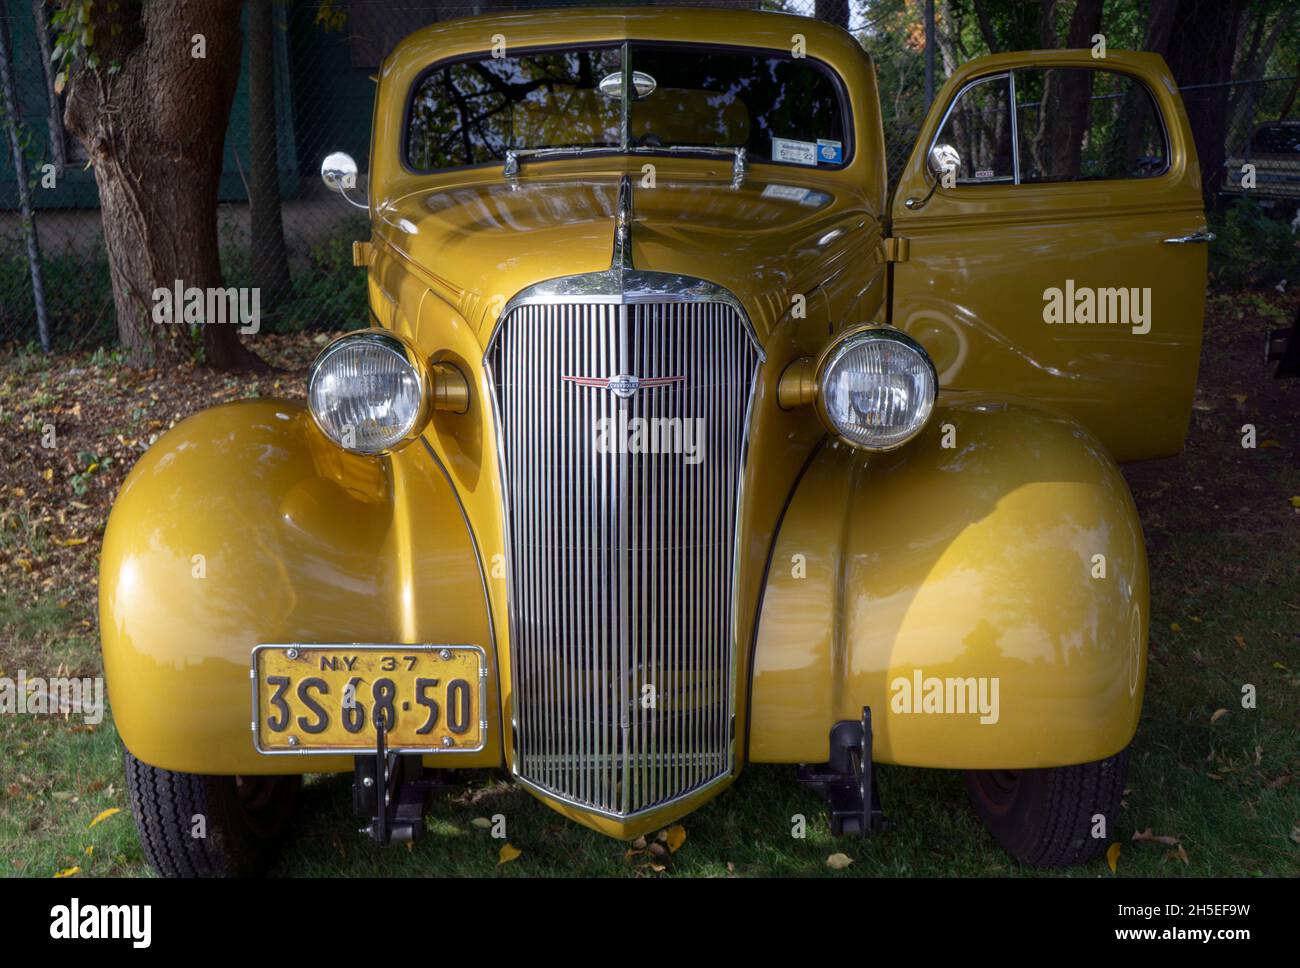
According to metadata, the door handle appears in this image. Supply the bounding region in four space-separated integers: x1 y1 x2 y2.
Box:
1162 230 1215 244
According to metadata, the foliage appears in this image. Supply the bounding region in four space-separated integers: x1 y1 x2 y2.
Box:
1208 196 1300 289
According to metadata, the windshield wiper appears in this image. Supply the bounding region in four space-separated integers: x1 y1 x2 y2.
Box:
503 145 747 188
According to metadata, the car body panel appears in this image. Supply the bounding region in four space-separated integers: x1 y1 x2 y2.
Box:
890 50 1206 462
749 393 1148 768
99 399 503 775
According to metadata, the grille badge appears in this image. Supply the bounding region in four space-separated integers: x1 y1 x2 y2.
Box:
562 373 685 399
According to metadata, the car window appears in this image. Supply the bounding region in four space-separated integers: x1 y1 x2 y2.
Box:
932 66 1167 186
627 45 848 166
407 47 624 170
933 74 1014 183
1014 68 1166 182
405 43 850 172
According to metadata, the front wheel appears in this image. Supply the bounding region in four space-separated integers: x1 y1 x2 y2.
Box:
966 748 1128 868
124 751 300 877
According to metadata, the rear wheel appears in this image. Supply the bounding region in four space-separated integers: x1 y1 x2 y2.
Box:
125 751 300 877
966 747 1128 868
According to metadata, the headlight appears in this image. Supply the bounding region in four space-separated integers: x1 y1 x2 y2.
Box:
308 331 432 454
815 328 937 451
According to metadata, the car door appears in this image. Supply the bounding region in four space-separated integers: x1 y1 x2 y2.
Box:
887 50 1207 462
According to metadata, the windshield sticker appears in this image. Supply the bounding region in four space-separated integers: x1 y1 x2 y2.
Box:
975 168 995 179
816 139 843 164
772 137 818 166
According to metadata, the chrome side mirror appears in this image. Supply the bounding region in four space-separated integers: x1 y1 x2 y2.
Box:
927 143 961 182
321 152 367 210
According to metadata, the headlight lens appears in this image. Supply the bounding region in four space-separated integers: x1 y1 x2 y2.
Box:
308 332 430 454
817 328 937 450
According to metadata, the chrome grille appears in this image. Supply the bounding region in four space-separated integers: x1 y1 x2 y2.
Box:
487 295 760 817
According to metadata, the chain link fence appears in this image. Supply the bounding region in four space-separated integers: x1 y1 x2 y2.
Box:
3 1 1292 353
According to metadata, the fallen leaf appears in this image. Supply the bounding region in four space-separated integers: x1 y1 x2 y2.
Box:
84 845 94 858
826 852 854 870
1230 393 1247 404
497 843 522 865
1233 634 1246 650
1170 622 1182 632
632 835 647 850
1259 439 1281 448
470 817 492 829
404 841 413 853
1106 842 1121 873
1210 708 1228 724
53 866 80 879
665 824 687 853
87 807 120 829
55 537 88 547
1166 843 1189 865
647 862 666 873
1291 497 1300 509
1132 828 1179 846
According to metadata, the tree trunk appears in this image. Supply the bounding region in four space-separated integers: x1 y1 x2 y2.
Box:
1045 0 1104 179
1160 0 1248 201
249 0 292 312
0 9 50 351
30 0 66 178
62 0 266 371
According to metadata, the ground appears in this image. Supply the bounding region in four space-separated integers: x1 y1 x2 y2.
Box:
0 295 1297 878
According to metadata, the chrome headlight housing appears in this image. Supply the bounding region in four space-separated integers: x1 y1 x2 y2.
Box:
307 330 432 455
815 328 938 451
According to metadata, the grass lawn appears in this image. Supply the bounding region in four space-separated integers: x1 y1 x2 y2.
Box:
1 294 1297 878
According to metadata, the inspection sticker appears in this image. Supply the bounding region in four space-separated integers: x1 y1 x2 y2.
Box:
771 137 818 166
816 139 843 164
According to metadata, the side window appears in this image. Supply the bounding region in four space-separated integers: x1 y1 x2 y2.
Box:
932 67 1167 186
934 75 1014 183
1014 68 1166 182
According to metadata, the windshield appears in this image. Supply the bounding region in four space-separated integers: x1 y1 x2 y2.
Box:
405 42 850 171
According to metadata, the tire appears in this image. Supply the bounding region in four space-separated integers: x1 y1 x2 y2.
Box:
966 747 1128 868
124 751 300 877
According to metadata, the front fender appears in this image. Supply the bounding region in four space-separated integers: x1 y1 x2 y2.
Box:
99 399 500 775
748 393 1148 769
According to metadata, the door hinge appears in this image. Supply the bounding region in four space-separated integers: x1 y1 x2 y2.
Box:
352 240 373 268
879 237 910 263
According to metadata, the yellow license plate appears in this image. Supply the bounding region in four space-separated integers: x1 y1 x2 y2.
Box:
252 645 486 754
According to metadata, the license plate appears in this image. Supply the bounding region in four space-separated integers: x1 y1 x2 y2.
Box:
252 644 487 754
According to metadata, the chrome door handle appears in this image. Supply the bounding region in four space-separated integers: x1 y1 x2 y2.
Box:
1162 230 1215 244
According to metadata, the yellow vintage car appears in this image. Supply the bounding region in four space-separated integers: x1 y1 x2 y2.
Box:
99 6 1207 875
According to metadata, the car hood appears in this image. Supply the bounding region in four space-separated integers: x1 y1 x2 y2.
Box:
374 164 876 343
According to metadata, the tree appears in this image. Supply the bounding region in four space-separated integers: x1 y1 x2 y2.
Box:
60 0 266 370
0 10 50 351
248 0 292 312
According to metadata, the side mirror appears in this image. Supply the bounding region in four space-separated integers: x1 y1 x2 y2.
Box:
321 151 357 192
321 152 367 209
927 143 961 182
